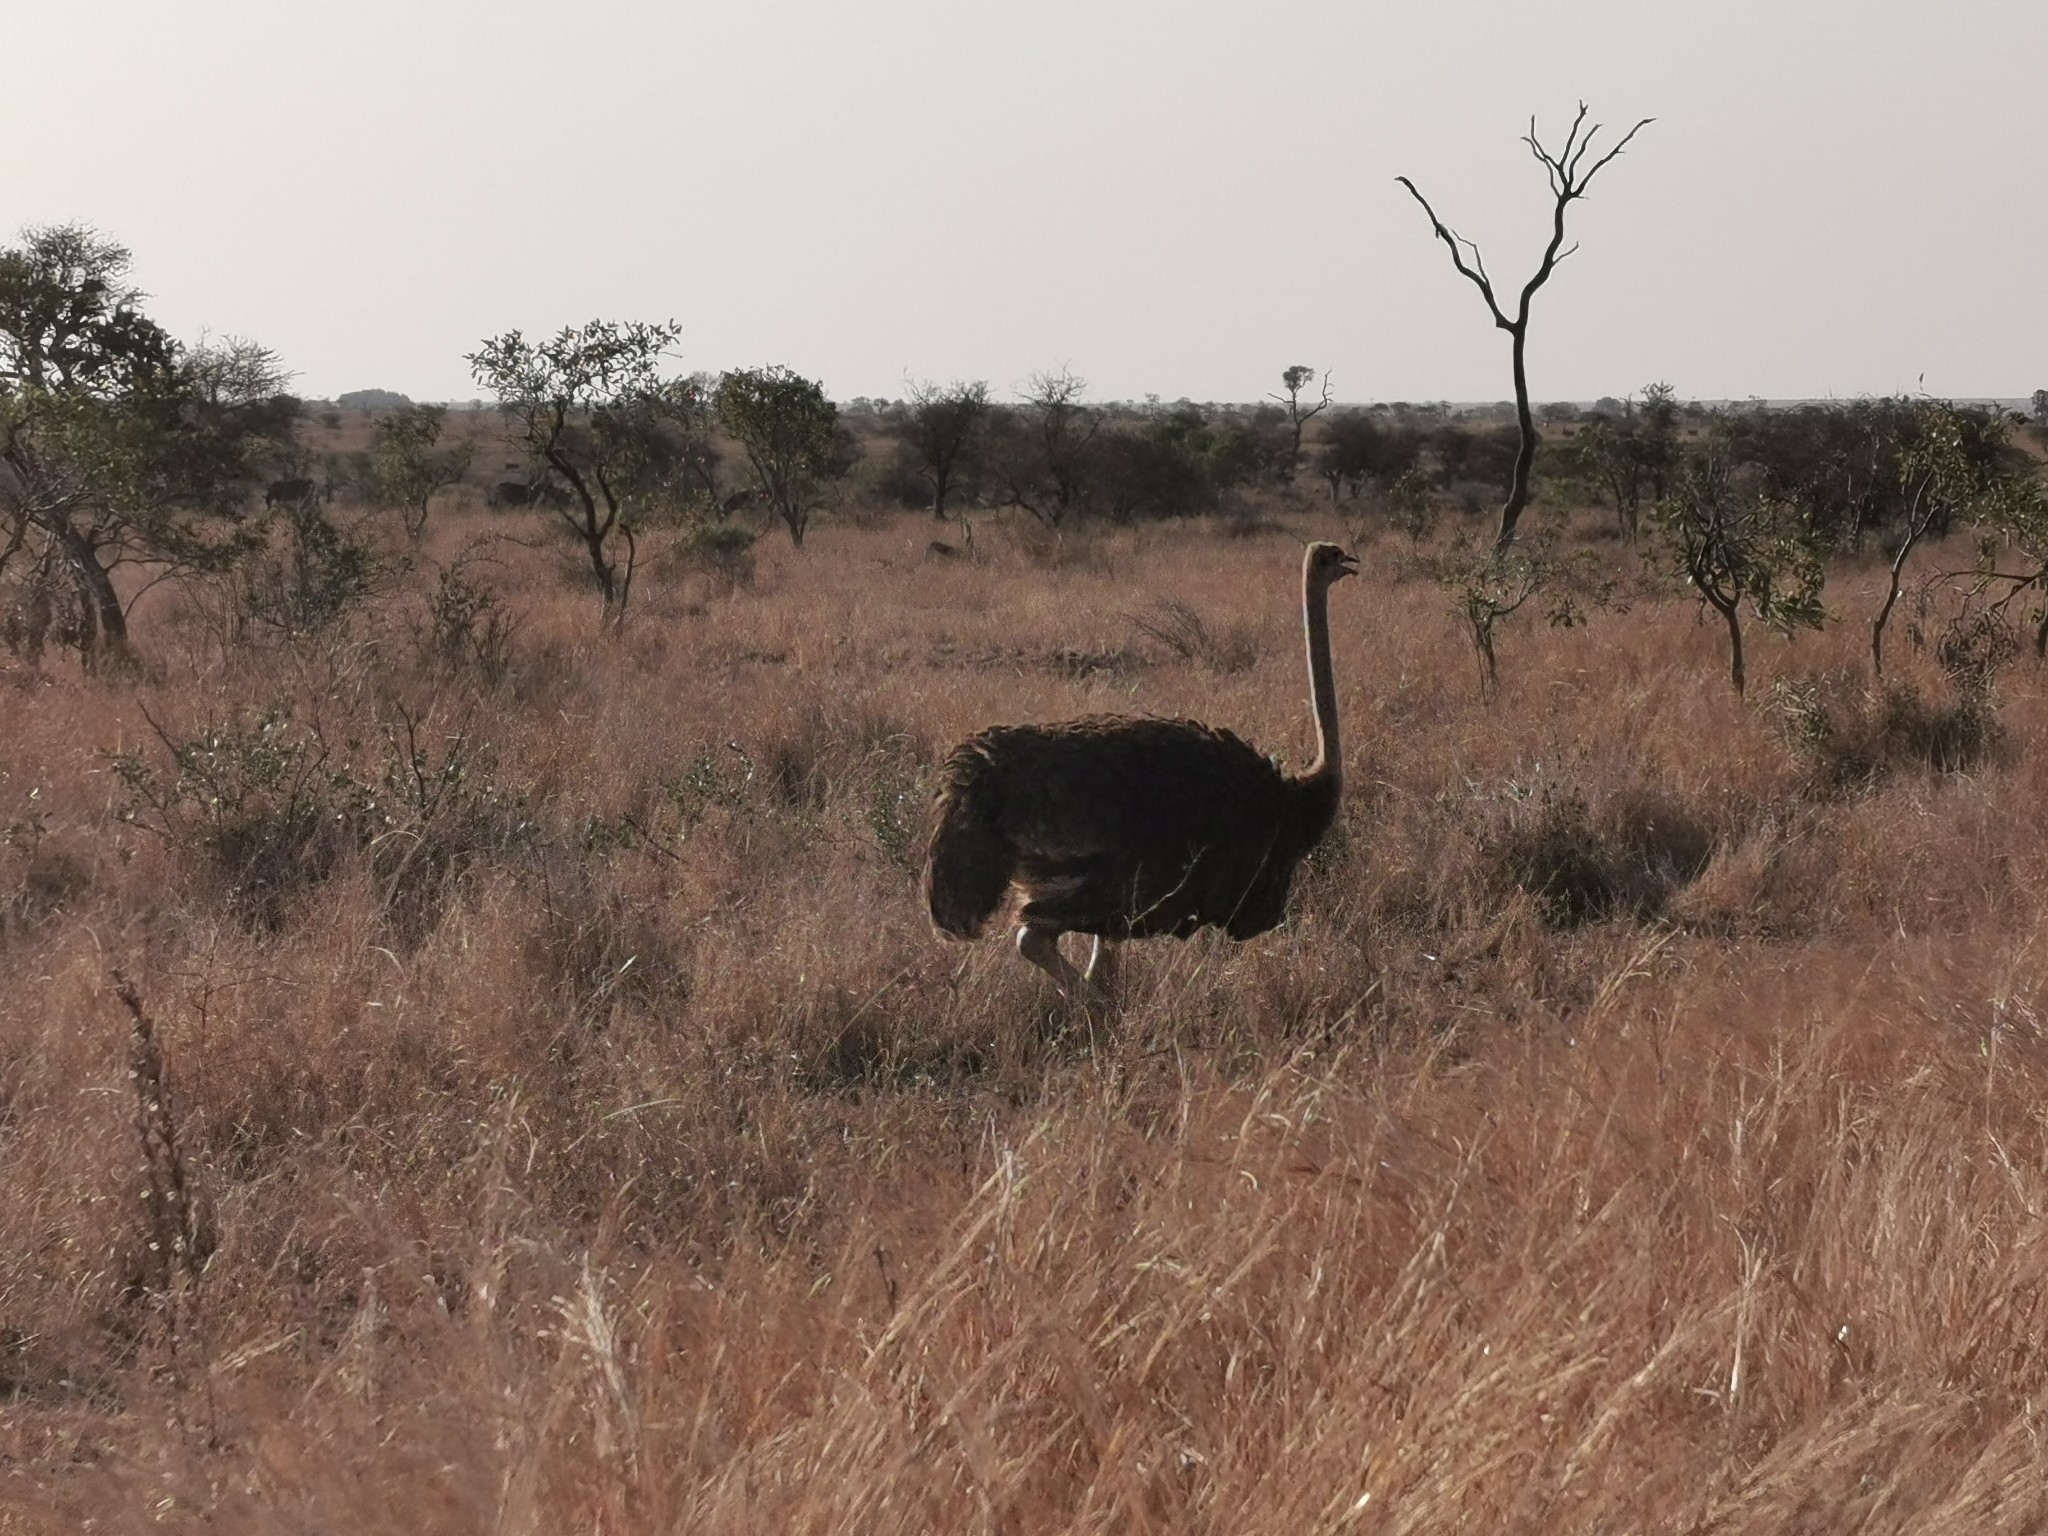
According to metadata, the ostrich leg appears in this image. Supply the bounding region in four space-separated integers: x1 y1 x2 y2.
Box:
1017 924 1096 1000
1083 936 1120 995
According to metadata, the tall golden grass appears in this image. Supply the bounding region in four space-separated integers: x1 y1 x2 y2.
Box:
5 496 2048 1532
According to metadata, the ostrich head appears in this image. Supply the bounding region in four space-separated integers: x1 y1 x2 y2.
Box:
1305 541 1360 590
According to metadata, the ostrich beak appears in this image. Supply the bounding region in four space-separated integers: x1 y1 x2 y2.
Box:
1336 551 1360 581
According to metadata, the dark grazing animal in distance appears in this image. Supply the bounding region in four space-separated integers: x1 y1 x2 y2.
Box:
924 540 1358 998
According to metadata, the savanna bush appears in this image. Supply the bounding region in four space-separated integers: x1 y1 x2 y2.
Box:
111 701 531 935
1770 670 2004 792
670 519 758 591
1477 779 1715 927
239 497 392 638
418 561 519 684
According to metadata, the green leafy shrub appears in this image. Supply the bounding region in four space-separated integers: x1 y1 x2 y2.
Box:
239 498 391 638
421 562 519 684
112 704 531 934
674 520 757 588
1770 671 2004 792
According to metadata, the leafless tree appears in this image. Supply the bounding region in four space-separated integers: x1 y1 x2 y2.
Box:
1398 103 1652 550
991 368 1101 527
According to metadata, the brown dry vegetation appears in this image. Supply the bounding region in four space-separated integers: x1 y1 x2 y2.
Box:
6 488 2048 1533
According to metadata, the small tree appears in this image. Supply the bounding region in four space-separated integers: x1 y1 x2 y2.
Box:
1716 398 1940 552
2030 389 2047 427
1428 538 1610 696
369 403 473 540
1866 402 2039 677
1398 104 1652 549
988 368 1101 527
1314 411 1422 504
1269 366 1332 484
1387 466 1440 544
467 319 697 616
1562 381 1680 543
1653 457 1827 697
714 366 841 548
900 378 990 520
0 224 295 669
1907 413 2048 656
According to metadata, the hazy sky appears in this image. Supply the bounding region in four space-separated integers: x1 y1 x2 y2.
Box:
10 1 2043 405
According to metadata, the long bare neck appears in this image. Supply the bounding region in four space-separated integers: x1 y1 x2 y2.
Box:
1300 572 1341 794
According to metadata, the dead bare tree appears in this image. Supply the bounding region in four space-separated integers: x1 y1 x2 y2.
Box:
1398 103 1651 550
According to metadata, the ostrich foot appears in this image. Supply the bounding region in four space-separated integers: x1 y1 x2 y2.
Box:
1016 924 1107 1006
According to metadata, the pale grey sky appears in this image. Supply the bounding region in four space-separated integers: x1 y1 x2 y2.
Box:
10 1 2043 405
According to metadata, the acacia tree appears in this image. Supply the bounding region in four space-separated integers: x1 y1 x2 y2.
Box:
368 403 473 540
1270 365 1332 484
1653 456 1827 697
0 224 295 669
1398 103 1652 550
467 319 698 616
1904 411 2048 656
714 366 841 547
900 378 990 520
1863 402 2043 677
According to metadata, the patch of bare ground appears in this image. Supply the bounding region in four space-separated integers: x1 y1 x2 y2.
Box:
5 503 2048 1531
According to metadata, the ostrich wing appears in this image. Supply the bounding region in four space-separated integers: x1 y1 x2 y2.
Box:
969 717 1303 940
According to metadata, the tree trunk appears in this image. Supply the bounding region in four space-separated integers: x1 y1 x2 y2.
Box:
1497 322 1536 550
1869 533 1920 679
611 523 637 623
1872 481 1934 678
548 457 618 608
583 525 618 606
1719 600 1746 698
1617 491 1639 545
61 530 134 673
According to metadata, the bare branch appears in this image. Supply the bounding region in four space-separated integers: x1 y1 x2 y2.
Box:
1395 176 1510 330
1560 102 1593 181
1460 234 1495 293
1577 116 1655 190
1525 104 1654 205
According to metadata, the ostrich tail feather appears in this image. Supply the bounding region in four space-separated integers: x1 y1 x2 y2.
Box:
925 770 1014 939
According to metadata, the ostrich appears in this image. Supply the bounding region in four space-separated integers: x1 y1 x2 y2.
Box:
924 540 1358 999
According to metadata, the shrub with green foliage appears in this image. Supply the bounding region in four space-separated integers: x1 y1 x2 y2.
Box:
715 365 842 548
1653 456 1828 697
111 703 531 935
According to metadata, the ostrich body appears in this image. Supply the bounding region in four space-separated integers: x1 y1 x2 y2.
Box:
925 541 1357 997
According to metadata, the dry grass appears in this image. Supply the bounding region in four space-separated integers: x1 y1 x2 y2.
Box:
5 493 2048 1532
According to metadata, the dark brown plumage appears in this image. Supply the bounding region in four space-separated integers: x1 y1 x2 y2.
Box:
925 541 1358 996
